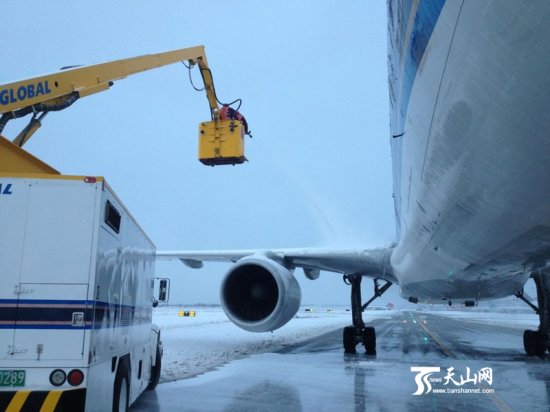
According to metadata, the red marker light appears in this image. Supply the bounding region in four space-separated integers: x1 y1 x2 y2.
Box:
67 369 85 386
84 176 97 183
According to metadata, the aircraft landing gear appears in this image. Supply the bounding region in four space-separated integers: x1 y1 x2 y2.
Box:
342 275 392 355
517 270 550 357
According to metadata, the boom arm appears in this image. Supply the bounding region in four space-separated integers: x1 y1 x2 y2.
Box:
0 46 221 147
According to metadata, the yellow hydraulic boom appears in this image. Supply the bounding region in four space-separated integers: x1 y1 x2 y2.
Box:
0 45 248 171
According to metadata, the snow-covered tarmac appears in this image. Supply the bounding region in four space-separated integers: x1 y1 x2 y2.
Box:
155 305 375 381
154 305 540 383
130 306 549 411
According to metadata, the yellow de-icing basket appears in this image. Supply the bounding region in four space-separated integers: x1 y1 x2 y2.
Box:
198 119 246 166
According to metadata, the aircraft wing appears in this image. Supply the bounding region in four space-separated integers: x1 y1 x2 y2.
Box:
156 243 397 283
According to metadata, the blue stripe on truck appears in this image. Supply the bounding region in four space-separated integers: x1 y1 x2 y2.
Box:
0 299 152 330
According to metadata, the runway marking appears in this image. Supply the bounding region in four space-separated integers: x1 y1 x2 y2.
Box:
412 313 456 358
409 312 514 412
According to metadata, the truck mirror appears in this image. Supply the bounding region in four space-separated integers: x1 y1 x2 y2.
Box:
158 278 169 302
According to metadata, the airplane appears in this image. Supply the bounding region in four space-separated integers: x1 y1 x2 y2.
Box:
158 0 550 357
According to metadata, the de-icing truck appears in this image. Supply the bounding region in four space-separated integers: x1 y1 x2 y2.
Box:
0 46 248 411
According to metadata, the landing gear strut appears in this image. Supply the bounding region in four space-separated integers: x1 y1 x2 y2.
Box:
342 275 392 355
517 270 550 357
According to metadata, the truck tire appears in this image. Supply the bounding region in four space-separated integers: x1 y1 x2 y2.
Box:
113 363 130 412
147 345 162 390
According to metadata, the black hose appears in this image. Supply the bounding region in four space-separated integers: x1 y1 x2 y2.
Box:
0 92 79 134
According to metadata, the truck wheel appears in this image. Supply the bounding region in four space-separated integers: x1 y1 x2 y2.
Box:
147 345 162 390
113 364 130 412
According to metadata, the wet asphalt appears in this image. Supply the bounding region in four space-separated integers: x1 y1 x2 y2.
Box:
132 311 550 411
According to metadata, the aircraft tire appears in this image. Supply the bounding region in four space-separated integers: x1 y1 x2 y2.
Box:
362 327 376 355
533 331 546 357
343 326 357 354
523 330 534 356
524 330 546 357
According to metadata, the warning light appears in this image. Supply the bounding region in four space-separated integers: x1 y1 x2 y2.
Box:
67 369 84 386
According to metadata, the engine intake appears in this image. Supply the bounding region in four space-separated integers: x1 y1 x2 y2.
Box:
220 254 301 332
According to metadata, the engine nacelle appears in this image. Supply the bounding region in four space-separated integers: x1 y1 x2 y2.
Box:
220 253 301 332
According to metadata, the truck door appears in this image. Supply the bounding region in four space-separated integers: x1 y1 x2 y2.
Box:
8 179 97 360
0 178 30 360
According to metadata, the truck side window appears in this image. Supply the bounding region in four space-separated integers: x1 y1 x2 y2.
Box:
105 200 121 233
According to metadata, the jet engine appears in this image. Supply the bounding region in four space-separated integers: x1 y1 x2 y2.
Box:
220 253 301 332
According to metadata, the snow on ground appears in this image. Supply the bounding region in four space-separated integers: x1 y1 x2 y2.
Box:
420 307 539 329
154 305 539 383
133 308 547 412
154 305 390 382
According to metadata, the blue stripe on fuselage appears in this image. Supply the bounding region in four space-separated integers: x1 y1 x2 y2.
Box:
398 0 446 130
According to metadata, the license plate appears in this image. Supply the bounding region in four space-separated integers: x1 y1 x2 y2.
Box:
0 370 25 387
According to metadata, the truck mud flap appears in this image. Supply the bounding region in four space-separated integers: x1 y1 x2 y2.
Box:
0 388 85 412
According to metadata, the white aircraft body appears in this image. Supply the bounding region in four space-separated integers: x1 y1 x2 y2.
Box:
158 0 550 355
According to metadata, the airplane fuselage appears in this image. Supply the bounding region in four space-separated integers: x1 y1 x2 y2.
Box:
389 0 550 301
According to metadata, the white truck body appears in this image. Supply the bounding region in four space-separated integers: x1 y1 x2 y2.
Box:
0 174 162 411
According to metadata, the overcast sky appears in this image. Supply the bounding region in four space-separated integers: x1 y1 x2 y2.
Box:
3 1 402 306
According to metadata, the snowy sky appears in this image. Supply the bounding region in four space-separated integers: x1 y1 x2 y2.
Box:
2 1 400 305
